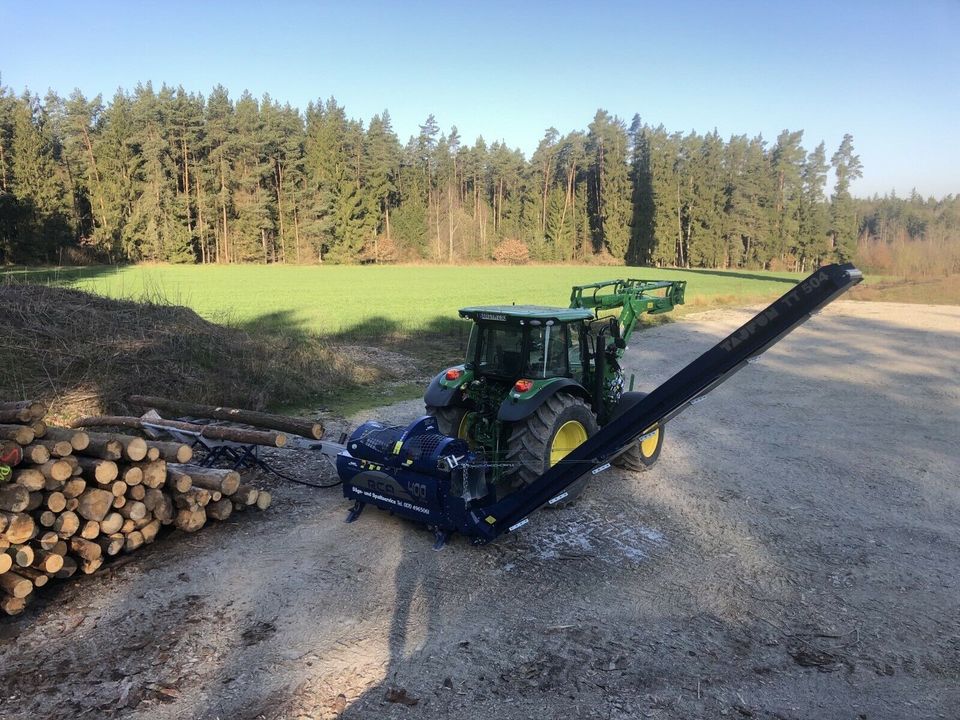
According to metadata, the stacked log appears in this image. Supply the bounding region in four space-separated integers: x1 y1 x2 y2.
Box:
0 400 272 615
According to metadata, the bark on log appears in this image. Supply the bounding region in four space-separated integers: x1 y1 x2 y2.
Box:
76 457 118 484
0 485 30 512
42 427 89 451
80 520 100 540
54 511 79 538
173 487 211 508
70 415 144 430
65 498 79 512
141 518 161 543
155 495 174 524
233 485 259 506
0 572 33 598
206 498 233 521
35 439 72 457
77 488 114 521
168 464 240 495
51 539 67 556
46 491 67 513
36 459 72 483
0 424 34 445
127 484 145 501
83 432 148 462
143 487 164 512
76 415 287 447
148 441 193 463
32 549 64 573
0 595 27 615
13 468 45 491
62 478 87 499
100 512 123 534
79 557 103 574
16 567 49 587
78 436 123 461
1 511 35 543
166 468 193 493
175 507 206 532
26 491 43 511
6 544 33 567
0 400 45 422
55 555 77 579
128 395 324 439
69 536 102 562
98 533 125 556
20 444 50 465
124 530 144 552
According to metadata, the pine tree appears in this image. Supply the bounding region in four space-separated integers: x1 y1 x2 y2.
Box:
771 130 805 267
586 110 631 259
797 142 829 270
829 133 863 261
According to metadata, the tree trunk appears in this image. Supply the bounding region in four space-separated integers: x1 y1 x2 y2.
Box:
129 396 323 439
75 457 118 484
0 424 34 445
43 427 89 451
168 464 240 495
76 488 114 521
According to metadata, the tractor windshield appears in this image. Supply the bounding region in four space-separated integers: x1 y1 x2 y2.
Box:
468 322 569 379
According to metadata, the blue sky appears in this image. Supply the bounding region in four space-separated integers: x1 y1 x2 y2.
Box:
2 0 957 197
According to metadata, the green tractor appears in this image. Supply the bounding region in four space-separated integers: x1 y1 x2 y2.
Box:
424 278 686 500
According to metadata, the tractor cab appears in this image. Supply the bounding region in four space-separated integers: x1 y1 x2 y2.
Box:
460 305 594 385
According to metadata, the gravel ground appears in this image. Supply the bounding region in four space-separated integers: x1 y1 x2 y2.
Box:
0 299 957 720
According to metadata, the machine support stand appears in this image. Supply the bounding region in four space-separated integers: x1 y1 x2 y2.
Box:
345 501 365 523
432 528 450 551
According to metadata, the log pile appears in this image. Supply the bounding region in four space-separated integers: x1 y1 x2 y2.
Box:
0 400 272 616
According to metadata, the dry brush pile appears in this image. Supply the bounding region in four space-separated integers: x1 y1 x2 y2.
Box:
0 283 377 421
0 399 271 616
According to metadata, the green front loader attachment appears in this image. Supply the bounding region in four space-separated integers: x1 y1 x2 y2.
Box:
570 278 686 357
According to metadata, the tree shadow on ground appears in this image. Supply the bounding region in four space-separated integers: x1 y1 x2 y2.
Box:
674 267 800 284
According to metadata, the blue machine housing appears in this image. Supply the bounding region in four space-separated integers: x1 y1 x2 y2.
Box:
337 416 485 545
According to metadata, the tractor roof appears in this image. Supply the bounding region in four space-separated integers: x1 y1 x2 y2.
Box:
458 305 594 323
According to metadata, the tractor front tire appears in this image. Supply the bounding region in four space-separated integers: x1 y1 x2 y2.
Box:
613 425 664 472
425 405 470 439
504 394 598 506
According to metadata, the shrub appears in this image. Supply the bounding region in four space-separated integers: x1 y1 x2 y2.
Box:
492 238 530 265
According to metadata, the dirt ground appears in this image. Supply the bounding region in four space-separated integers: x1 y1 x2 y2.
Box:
1 300 958 720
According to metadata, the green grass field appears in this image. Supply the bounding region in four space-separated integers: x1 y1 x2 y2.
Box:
1 264 807 339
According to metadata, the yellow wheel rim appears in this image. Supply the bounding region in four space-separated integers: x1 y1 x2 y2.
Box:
550 420 588 466
640 426 659 458
457 412 471 440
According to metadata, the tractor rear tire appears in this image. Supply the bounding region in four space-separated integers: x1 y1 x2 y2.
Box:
425 405 470 439
503 394 598 506
613 425 664 472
